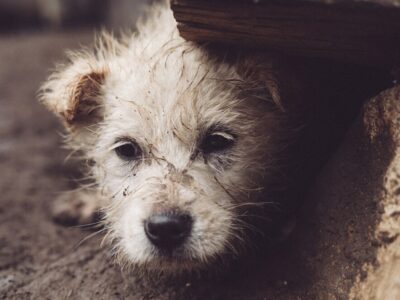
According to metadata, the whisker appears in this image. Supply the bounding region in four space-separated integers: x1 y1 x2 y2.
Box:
72 227 108 251
71 220 103 229
226 200 275 210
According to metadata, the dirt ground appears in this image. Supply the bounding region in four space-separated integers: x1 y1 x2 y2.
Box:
0 31 398 299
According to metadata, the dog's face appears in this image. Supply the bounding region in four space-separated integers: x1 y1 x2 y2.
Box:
95 49 284 272
41 7 296 273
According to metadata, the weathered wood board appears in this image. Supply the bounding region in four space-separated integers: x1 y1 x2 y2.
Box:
172 0 400 67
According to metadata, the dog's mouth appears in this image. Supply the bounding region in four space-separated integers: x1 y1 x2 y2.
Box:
151 243 189 259
138 245 206 273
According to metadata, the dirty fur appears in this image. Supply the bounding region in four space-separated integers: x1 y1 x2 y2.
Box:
40 1 305 274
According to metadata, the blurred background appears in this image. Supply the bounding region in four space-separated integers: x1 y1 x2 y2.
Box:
0 0 147 33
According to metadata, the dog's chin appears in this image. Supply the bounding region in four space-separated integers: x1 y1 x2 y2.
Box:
121 246 229 277
148 250 215 274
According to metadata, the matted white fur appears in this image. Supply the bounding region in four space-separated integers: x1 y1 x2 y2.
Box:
40 0 294 273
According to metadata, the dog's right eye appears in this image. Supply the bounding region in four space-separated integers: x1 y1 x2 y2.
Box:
114 141 142 161
200 131 236 154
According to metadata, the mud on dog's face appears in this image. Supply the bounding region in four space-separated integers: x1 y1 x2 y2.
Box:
40 7 293 273
96 55 285 272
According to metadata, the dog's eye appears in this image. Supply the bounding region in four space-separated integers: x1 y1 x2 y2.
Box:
200 132 235 154
114 141 142 161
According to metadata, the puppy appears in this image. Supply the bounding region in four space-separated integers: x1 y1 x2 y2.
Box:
40 1 322 273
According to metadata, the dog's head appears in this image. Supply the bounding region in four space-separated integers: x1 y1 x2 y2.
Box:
40 5 304 273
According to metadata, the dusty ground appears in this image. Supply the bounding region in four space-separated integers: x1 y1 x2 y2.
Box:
0 31 399 299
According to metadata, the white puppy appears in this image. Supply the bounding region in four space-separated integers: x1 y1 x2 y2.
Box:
40 1 308 273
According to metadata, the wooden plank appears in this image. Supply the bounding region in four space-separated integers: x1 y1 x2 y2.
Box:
171 0 400 67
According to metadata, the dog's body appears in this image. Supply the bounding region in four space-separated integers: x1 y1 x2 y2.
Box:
41 1 328 273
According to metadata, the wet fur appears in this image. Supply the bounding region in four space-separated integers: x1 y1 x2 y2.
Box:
40 1 310 274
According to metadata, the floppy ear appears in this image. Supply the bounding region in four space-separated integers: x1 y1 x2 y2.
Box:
40 58 107 130
238 54 307 113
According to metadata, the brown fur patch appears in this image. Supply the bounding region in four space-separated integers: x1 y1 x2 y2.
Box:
63 70 106 126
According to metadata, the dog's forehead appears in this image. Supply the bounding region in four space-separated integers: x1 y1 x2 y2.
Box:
102 45 244 134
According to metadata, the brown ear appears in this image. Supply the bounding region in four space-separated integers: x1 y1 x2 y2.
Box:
40 64 107 129
62 71 106 126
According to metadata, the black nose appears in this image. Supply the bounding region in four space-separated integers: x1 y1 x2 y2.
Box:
144 213 192 249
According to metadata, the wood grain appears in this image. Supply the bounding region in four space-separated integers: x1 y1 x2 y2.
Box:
171 0 400 67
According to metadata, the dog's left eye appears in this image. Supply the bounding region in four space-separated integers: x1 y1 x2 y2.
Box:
114 140 142 161
200 132 235 154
